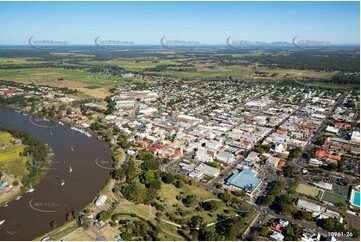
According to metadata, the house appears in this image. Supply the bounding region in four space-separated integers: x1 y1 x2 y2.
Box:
95 195 107 206
147 144 164 154
270 223 283 233
279 219 289 227
270 232 284 241
315 149 341 161
136 139 149 148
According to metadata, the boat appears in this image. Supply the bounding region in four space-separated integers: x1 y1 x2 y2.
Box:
15 196 22 200
69 166 72 173
26 188 35 193
61 179 65 186
58 121 64 125
3 204 8 207
5 185 13 193
0 220 5 225
49 130 52 136
71 146 74 151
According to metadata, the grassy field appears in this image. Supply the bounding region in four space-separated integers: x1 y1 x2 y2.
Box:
156 183 236 224
295 183 322 197
0 131 29 178
0 68 130 86
322 191 347 205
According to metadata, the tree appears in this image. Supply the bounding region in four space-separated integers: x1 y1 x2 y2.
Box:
283 165 295 177
141 159 160 171
189 215 203 228
295 210 313 221
201 201 219 211
98 211 112 221
161 172 175 183
182 195 198 207
216 217 244 240
121 182 147 204
132 220 149 237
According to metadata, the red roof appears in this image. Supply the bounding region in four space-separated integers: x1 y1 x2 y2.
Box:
334 122 351 129
5 89 17 93
169 149 181 158
147 144 164 153
315 149 341 161
270 223 283 233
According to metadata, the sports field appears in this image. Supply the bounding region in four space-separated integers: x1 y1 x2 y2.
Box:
296 183 322 197
322 191 347 206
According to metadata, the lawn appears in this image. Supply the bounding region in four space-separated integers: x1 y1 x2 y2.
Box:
322 191 347 206
0 131 29 178
295 183 322 197
156 183 236 224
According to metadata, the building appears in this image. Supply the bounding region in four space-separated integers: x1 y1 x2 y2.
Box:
267 156 281 167
313 182 332 191
297 199 322 213
95 195 107 206
351 131 360 143
270 232 284 241
216 151 236 164
301 229 321 241
194 163 220 177
227 170 262 196
115 100 136 109
325 126 339 135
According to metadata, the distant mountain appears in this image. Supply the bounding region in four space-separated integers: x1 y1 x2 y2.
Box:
269 41 293 45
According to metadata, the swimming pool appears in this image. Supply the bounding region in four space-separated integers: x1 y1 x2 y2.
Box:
353 191 360 207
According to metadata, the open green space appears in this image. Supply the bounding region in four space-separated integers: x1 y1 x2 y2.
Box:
0 131 29 178
295 183 322 197
322 191 347 206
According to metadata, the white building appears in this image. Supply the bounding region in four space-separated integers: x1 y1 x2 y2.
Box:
95 195 107 206
216 151 236 164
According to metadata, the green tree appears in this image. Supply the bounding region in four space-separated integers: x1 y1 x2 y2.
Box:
121 182 147 204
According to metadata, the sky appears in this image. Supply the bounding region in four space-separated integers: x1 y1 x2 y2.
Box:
0 1 359 45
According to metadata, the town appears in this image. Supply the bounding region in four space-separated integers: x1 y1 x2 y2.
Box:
0 77 359 241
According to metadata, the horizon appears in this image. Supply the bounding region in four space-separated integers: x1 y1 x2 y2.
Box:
0 1 359 45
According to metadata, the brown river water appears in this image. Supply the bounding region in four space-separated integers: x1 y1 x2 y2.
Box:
0 108 113 240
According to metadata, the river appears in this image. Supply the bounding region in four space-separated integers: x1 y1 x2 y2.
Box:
0 108 113 240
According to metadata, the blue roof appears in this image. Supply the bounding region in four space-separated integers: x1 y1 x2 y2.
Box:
227 170 261 194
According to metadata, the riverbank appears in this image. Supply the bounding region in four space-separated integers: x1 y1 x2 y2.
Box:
0 108 114 240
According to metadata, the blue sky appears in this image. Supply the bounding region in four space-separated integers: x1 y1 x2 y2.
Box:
0 1 359 45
